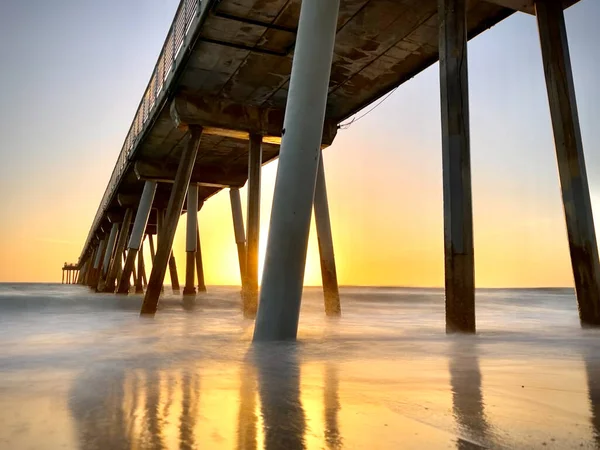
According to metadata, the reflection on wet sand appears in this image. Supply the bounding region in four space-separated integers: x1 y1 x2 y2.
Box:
69 366 131 449
448 340 493 449
253 344 306 450
584 348 600 448
324 364 342 450
236 363 257 450
69 348 343 449
69 365 202 450
180 372 200 450
64 338 600 449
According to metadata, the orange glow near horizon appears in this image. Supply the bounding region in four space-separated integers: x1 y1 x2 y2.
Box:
0 128 581 288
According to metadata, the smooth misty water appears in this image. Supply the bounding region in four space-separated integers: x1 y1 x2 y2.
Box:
0 283 599 449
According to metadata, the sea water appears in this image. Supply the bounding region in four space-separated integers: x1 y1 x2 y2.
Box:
0 283 598 449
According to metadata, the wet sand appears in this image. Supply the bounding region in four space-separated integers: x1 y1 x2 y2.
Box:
0 284 598 449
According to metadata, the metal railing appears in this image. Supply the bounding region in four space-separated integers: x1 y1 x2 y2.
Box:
78 0 201 264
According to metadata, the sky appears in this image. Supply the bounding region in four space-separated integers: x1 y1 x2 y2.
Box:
0 0 599 287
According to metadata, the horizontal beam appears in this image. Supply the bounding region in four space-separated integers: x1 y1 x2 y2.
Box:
170 94 338 146
211 10 297 34
118 192 202 212
134 160 248 188
483 0 534 13
483 0 578 14
107 211 124 224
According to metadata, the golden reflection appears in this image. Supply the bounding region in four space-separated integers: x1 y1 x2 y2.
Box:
324 364 342 450
448 340 492 449
236 363 258 450
64 342 600 449
253 343 306 449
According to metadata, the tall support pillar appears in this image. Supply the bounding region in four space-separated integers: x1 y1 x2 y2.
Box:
136 239 146 294
82 251 93 285
89 239 106 288
83 252 93 285
62 270 65 284
536 0 600 326
314 154 341 316
78 261 88 285
97 223 120 291
196 225 206 293
104 209 133 292
130 253 137 288
230 188 247 294
78 263 85 285
169 254 180 292
439 0 475 333
156 210 175 292
148 233 156 261
117 181 157 294
245 134 262 318
183 183 199 296
148 232 159 292
141 126 203 315
159 208 181 293
253 0 340 341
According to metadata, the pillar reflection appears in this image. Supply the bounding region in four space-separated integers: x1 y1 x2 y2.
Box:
236 363 258 450
69 365 131 450
448 339 492 449
179 371 200 450
583 347 600 447
69 365 200 450
324 363 342 450
253 343 306 450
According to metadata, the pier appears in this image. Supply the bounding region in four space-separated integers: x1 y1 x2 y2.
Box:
65 0 598 339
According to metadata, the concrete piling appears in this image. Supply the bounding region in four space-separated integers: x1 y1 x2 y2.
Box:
148 233 156 261
245 133 262 318
136 239 146 294
117 181 157 294
196 225 206 293
183 183 199 296
89 238 106 288
536 0 600 326
438 0 475 333
169 255 180 293
104 208 133 292
230 188 247 298
253 0 340 341
314 154 341 316
141 126 203 315
97 223 120 292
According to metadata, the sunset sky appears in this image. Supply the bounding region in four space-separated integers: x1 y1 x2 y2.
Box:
0 0 599 287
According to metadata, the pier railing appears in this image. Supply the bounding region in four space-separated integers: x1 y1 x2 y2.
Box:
78 0 201 265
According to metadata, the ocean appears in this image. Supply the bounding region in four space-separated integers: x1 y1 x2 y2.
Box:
0 283 598 449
